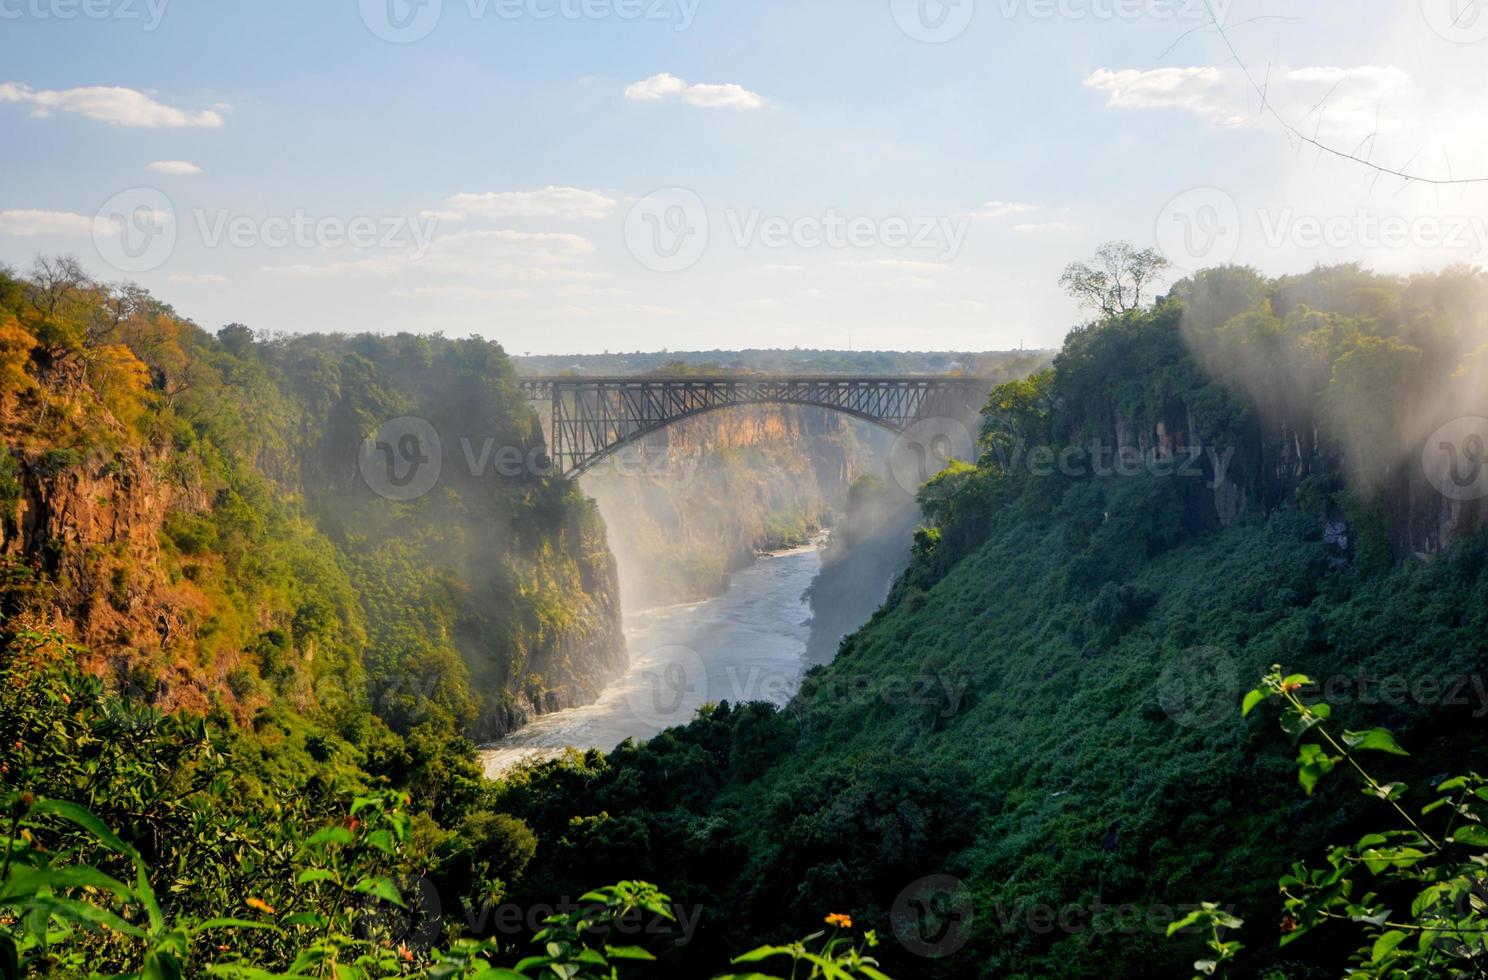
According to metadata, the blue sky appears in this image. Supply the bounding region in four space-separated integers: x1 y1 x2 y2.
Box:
3 0 1486 353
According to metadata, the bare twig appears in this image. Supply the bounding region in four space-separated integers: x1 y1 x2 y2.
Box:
1200 0 1488 186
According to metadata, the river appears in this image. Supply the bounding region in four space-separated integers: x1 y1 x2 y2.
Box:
480 542 823 776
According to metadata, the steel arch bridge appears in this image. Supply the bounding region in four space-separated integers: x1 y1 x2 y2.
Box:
518 375 993 476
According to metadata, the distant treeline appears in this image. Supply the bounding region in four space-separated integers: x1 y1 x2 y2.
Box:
515 347 1053 379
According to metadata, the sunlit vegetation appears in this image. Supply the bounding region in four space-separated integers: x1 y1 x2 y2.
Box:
4 257 1488 976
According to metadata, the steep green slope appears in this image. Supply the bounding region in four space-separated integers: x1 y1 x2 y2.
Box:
493 264 1488 979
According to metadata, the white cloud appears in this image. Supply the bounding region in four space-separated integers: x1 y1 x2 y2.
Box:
149 160 203 175
624 73 764 110
1082 65 1411 131
443 187 616 221
0 83 224 128
968 200 1038 220
0 209 93 236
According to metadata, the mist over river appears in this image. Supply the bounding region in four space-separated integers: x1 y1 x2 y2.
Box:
480 543 822 776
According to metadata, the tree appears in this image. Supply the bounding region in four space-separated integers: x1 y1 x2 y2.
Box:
0 313 38 395
1059 241 1169 317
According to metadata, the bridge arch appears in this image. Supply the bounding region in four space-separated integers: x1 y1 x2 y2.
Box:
519 376 992 477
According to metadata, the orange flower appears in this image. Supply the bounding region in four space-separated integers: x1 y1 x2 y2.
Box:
825 913 853 929
245 897 276 915
398 945 414 963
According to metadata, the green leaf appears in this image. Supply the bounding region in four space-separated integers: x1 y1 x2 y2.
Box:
1450 824 1488 848
1241 688 1268 717
604 945 657 961
354 875 406 907
305 826 355 847
1343 729 1409 756
29 799 140 861
1372 930 1408 963
295 869 336 885
732 946 790 964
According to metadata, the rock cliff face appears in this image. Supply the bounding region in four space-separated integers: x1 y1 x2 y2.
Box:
0 444 220 713
580 406 884 609
1060 396 1483 561
0 341 629 740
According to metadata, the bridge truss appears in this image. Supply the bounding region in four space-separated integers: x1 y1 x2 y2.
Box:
518 375 992 476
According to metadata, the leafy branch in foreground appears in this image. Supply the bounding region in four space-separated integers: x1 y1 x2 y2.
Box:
1182 664 1488 978
719 914 889 980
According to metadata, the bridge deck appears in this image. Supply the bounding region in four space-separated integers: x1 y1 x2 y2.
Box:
517 375 993 476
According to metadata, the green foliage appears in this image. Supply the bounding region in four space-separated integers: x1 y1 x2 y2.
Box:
1231 667 1488 977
